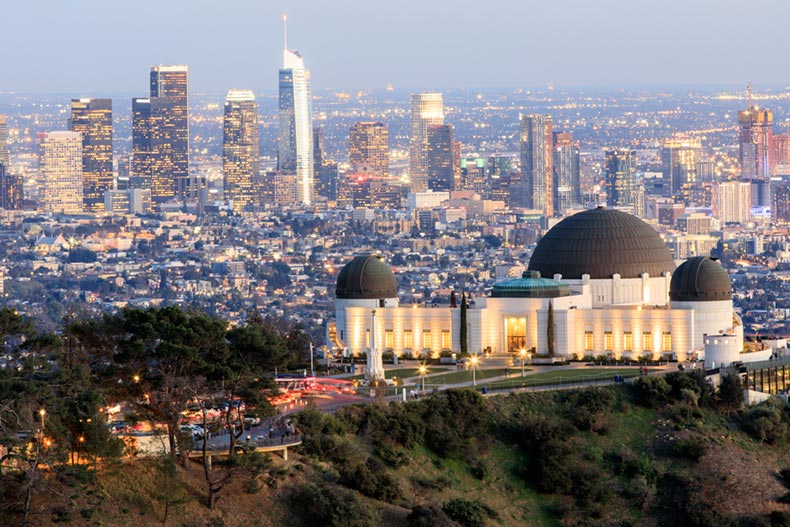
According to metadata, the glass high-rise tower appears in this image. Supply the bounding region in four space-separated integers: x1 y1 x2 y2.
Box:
426 124 457 191
132 66 189 206
0 114 9 170
70 98 113 212
606 149 641 215
150 65 189 201
552 131 580 215
223 90 260 213
278 24 314 206
519 114 553 216
409 93 444 192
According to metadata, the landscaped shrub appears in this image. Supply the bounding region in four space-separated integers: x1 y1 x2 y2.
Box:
442 497 498 527
339 456 402 503
630 376 671 408
665 371 714 407
670 436 708 461
570 462 612 506
740 405 789 444
407 505 460 527
289 481 376 527
771 511 790 527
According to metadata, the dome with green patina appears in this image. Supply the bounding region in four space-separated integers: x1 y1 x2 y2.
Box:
491 271 572 298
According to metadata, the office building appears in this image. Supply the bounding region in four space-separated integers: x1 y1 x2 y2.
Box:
223 90 260 213
661 137 701 200
426 124 457 191
606 149 640 212
461 157 486 195
772 133 790 177
278 30 314 205
104 188 152 215
772 180 790 224
519 115 553 215
552 131 580 214
132 96 175 201
0 164 22 210
0 114 9 170
712 180 751 224
39 131 83 214
739 106 773 181
149 65 190 200
349 122 388 177
70 98 113 212
409 93 444 192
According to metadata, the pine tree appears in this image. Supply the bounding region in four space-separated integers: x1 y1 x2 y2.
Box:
547 301 555 356
460 292 468 356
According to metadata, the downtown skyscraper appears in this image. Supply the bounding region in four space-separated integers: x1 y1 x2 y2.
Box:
519 114 553 215
39 131 83 214
278 24 314 205
409 93 444 192
552 131 580 215
606 149 642 215
223 90 260 213
69 98 113 212
0 114 8 170
738 105 773 207
349 122 389 178
150 65 190 200
426 124 458 191
132 66 189 207
0 114 21 210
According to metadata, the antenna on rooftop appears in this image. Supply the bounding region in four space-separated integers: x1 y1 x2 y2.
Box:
283 14 288 51
747 81 753 108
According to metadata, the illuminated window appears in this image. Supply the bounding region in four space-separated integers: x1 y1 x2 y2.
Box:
385 330 394 349
506 316 527 353
404 330 413 349
624 332 632 352
423 330 432 349
441 330 451 350
662 332 672 352
604 331 613 351
643 332 653 352
585 331 594 352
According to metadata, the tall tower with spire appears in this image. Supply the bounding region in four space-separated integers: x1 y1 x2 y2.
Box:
278 15 315 205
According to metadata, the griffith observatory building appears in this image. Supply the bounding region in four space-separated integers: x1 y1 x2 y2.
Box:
329 208 747 378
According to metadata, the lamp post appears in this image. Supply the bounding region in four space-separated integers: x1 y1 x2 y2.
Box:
39 408 46 435
418 364 427 394
309 342 315 378
470 355 479 386
520 348 527 377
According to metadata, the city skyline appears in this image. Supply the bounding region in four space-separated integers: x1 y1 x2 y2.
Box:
4 0 790 93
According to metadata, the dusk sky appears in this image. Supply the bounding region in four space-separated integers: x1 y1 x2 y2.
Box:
3 0 790 94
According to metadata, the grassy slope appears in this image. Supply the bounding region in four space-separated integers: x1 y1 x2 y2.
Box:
9 385 790 527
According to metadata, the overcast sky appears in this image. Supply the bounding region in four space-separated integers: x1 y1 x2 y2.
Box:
3 0 789 94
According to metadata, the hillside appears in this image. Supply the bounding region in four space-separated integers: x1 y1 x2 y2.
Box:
4 373 790 527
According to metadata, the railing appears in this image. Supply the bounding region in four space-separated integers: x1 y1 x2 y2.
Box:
194 434 302 454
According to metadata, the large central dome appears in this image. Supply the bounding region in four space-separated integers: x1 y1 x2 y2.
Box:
527 208 676 279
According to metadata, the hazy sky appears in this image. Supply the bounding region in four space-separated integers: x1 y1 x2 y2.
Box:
3 0 790 94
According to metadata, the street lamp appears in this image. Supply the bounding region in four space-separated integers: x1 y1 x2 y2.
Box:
39 408 46 433
470 355 479 386
519 348 527 377
418 364 427 394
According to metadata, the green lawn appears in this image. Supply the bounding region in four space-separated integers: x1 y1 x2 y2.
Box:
423 367 515 386
479 368 653 390
347 367 451 382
